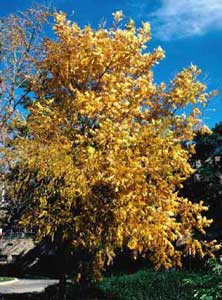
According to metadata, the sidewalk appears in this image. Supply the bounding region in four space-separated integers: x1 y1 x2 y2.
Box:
0 279 59 294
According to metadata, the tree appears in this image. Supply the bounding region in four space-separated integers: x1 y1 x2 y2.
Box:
2 11 219 282
181 122 222 242
0 6 52 230
0 6 50 141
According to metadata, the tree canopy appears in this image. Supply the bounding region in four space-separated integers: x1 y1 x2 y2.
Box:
2 11 219 281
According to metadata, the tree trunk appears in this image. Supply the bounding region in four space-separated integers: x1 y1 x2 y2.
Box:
58 273 66 300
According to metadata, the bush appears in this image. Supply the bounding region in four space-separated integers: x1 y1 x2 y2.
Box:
99 269 195 300
183 259 222 300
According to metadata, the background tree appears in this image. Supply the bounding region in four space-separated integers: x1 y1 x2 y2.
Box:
0 5 51 140
181 122 222 242
0 6 52 229
2 11 219 283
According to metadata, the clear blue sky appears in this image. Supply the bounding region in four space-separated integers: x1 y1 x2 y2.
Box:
1 0 221 128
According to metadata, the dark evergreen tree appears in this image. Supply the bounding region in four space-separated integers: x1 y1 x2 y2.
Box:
181 122 222 241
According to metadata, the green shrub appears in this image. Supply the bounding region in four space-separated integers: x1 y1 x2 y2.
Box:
183 259 222 300
99 270 195 300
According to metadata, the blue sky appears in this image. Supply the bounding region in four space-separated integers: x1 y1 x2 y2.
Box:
1 0 222 128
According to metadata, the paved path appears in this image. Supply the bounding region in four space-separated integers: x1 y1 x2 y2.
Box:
0 279 59 294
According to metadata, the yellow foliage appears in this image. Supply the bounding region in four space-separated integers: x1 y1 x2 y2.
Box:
3 11 218 280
